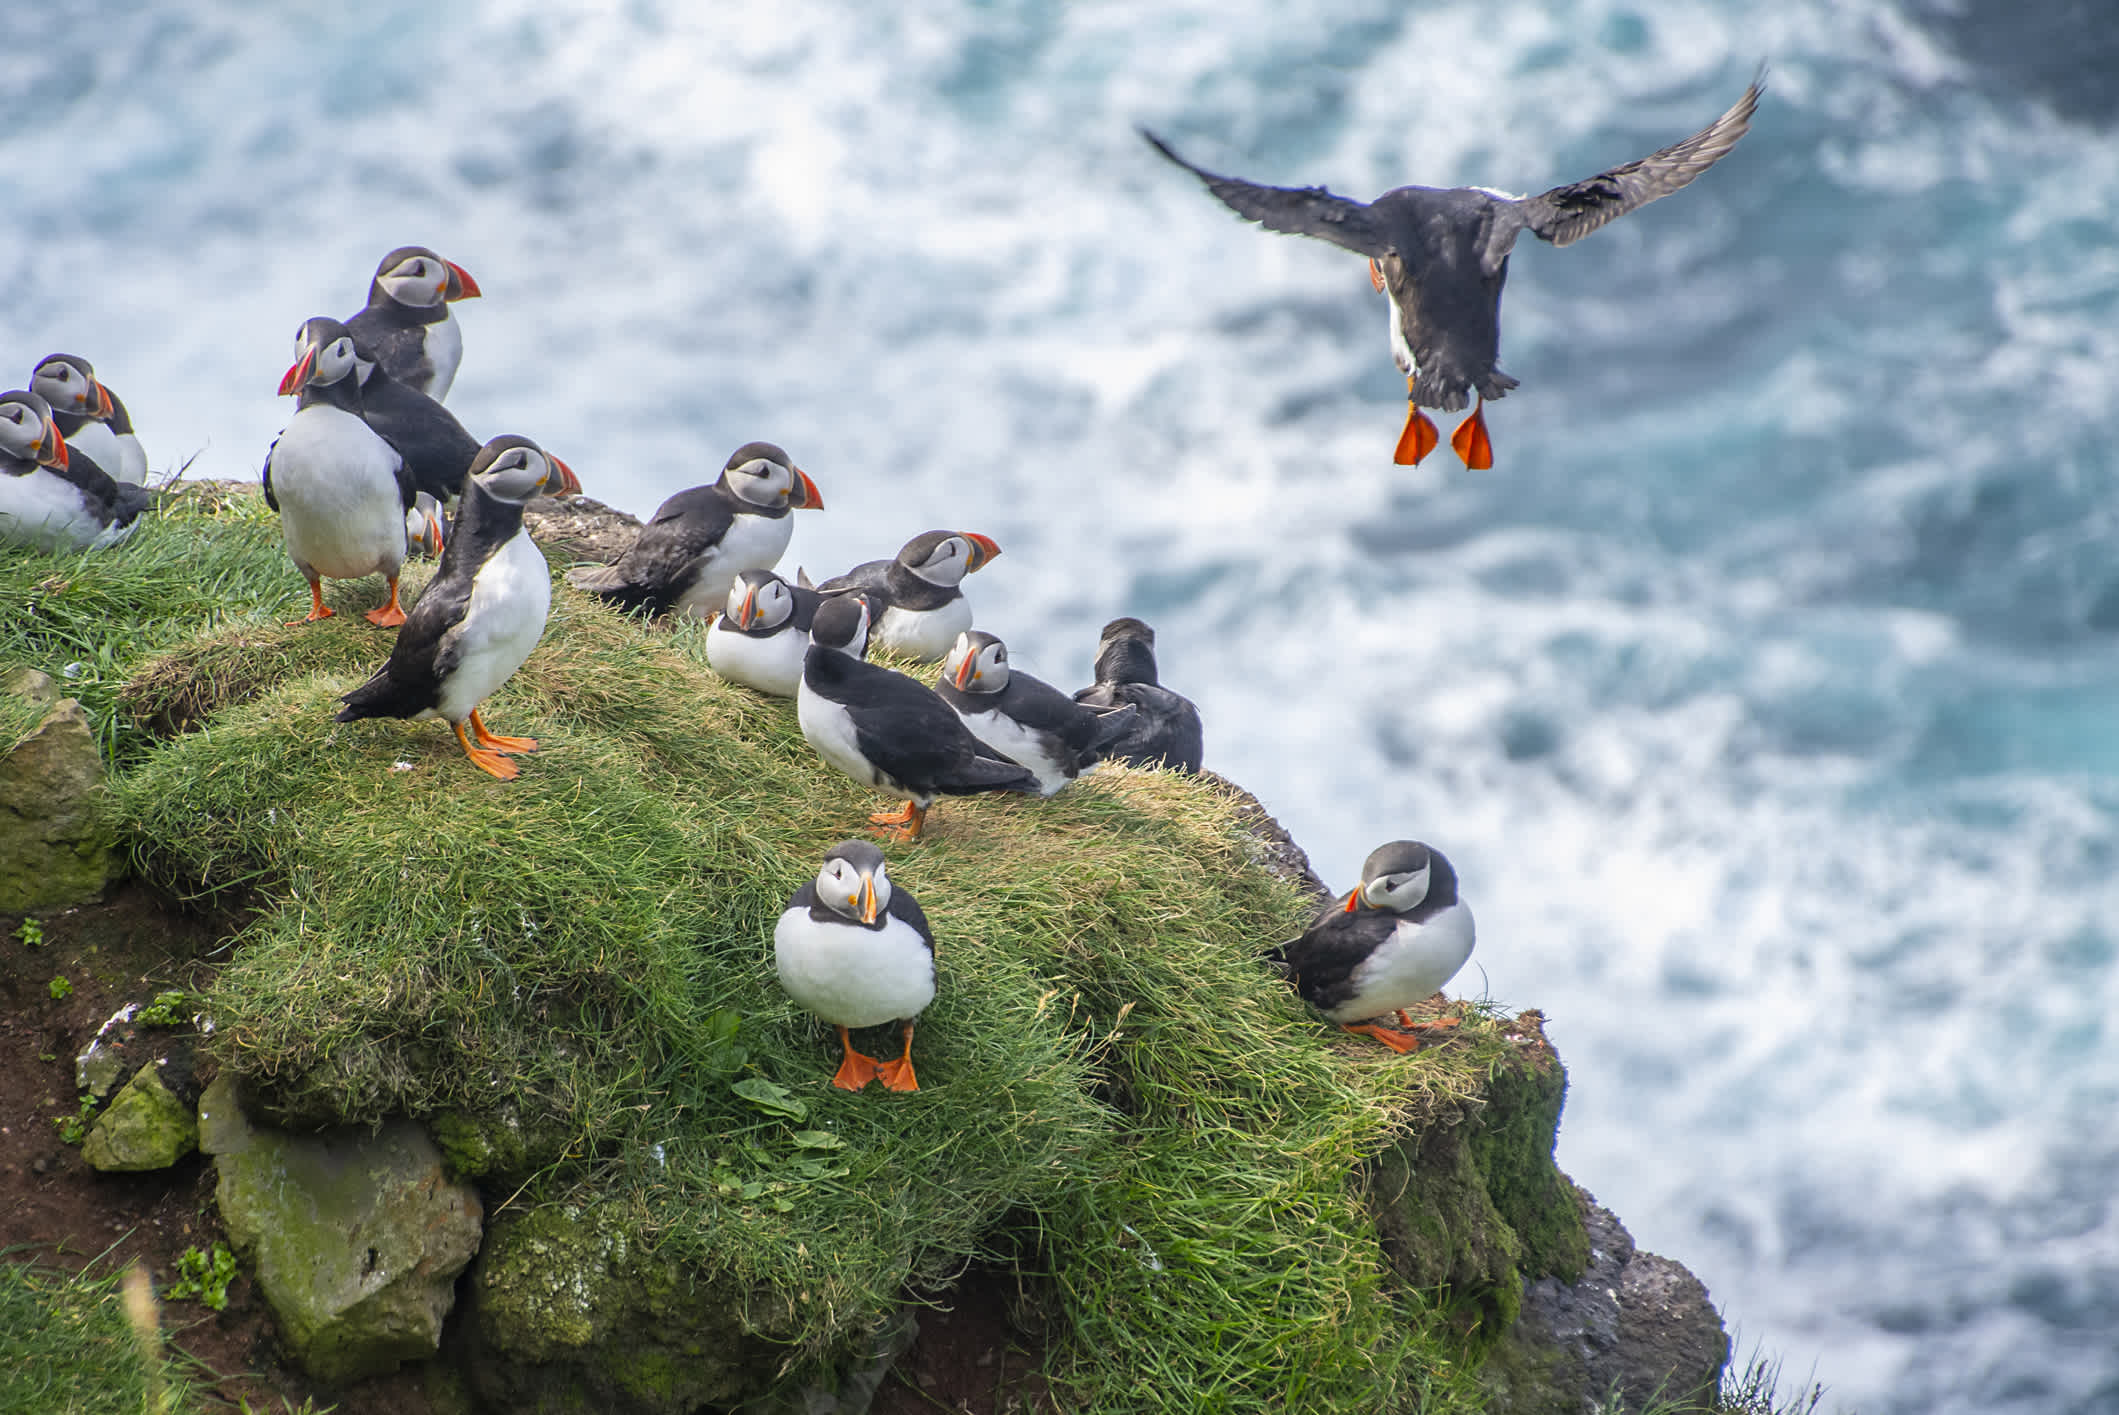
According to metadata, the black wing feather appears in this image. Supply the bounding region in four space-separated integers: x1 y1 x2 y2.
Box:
1141 129 1394 259
1272 910 1401 1015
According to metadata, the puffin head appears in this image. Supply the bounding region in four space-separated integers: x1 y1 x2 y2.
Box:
1343 840 1455 914
808 594 871 661
279 317 363 395
725 569 797 632
943 630 1010 694
468 435 580 502
371 246 480 308
897 530 1001 588
721 441 823 512
30 354 114 422
813 839 891 925
0 390 68 469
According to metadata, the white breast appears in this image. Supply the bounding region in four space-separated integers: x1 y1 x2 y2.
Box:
672 511 795 620
1331 903 1477 1023
952 705 1066 795
774 907 935 1029
797 675 892 791
67 421 147 486
0 469 115 553
874 598 971 663
423 315 463 401
431 530 552 723
269 405 408 583
1386 284 1416 376
706 621 808 697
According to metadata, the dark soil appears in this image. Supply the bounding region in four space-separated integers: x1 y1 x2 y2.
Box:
871 1265 1057 1415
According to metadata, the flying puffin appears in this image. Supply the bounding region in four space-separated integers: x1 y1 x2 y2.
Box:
0 390 151 552
705 569 823 698
264 317 419 626
813 530 1001 663
30 354 148 485
1071 618 1203 773
335 435 580 780
1142 71 1763 469
798 596 1041 841
345 246 481 401
1264 840 1475 1053
936 631 1137 795
774 840 937 1091
565 442 823 618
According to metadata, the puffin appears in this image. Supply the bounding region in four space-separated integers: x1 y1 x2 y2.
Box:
1264 840 1475 1053
264 317 419 626
565 442 823 618
935 630 1137 796
704 569 823 698
773 840 937 1091
798 596 1041 841
1142 71 1763 468
0 390 151 552
345 246 481 401
335 435 581 780
1071 618 1204 773
30 354 149 485
813 530 1001 663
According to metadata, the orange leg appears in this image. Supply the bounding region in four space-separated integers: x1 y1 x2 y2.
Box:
873 1022 920 1093
1343 1022 1424 1054
452 720 520 780
468 707 538 755
1393 382 1439 466
1450 398 1494 470
287 577 335 625
364 575 408 627
867 800 929 842
832 1025 881 1091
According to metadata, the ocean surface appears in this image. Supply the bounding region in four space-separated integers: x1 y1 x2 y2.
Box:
10 3 2119 1410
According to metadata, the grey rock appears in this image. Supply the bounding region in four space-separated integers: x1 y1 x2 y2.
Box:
82 1061 198 1171
525 494 643 570
0 694 115 911
199 1075 484 1384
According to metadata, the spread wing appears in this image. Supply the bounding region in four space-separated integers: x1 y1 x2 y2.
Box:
1141 129 1394 259
1518 72 1763 248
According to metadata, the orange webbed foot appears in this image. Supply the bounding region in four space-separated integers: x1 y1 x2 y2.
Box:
1394 405 1440 465
1451 400 1493 470
1343 1022 1423 1054
866 802 928 841
288 580 335 625
469 708 538 755
874 1024 920 1092
364 576 409 627
832 1027 881 1090
453 721 522 780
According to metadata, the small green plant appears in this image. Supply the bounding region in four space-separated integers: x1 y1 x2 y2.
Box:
167 1242 239 1312
136 989 197 1028
55 1096 97 1146
14 917 43 948
48 975 73 1001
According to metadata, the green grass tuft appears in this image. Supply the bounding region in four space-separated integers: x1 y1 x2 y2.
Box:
0 1255 199 1415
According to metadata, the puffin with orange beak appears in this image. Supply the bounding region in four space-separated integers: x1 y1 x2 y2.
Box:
774 840 937 1092
263 317 421 626
1264 840 1476 1053
705 569 824 698
814 529 1002 663
935 630 1135 795
0 389 151 552
565 442 824 619
346 245 482 401
335 435 578 780
30 354 149 485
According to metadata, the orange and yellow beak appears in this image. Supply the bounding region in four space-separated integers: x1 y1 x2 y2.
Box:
734 584 758 628
1341 887 1364 914
964 532 1001 571
859 873 879 925
792 467 824 510
92 380 114 420
953 655 977 690
1369 260 1386 293
277 347 316 397
445 262 481 301
39 422 69 471
547 455 582 497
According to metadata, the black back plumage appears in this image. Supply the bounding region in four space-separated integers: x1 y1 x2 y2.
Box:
817 531 963 614
354 366 481 503
938 653 1136 774
1072 617 1203 773
586 484 747 613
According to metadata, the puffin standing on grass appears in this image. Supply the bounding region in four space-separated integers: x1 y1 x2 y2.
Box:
705 569 823 697
936 631 1136 795
264 317 419 626
1142 72 1763 468
1071 618 1204 773
565 442 824 618
813 530 1001 663
0 390 151 552
30 354 149 485
345 246 481 401
774 840 937 1092
1265 840 1475 1053
335 435 581 780
799 596 1042 841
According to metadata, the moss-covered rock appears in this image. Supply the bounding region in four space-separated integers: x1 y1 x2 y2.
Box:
467 1204 795 1414
0 682 115 912
81 1060 197 1171
198 1076 483 1384
430 1104 574 1185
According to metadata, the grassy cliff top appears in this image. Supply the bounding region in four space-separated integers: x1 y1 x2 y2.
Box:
7 487 1540 1413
